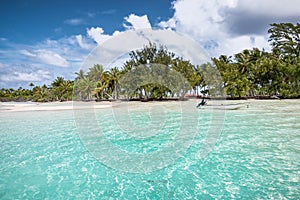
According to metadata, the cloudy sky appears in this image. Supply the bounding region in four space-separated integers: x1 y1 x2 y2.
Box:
0 0 299 88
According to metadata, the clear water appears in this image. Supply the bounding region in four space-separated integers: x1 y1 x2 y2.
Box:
0 100 299 199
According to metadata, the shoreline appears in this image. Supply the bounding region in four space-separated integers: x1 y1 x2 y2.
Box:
0 101 112 112
1 99 299 112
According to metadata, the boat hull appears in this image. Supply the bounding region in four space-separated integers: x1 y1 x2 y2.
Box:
198 103 246 110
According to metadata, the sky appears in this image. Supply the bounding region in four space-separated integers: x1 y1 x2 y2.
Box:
0 0 299 89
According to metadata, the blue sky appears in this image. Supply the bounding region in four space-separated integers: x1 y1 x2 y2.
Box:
0 0 299 88
0 0 173 43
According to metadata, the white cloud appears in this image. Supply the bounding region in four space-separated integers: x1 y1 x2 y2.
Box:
217 35 270 56
112 30 121 37
159 18 176 29
87 27 111 44
21 49 69 67
76 34 94 50
0 33 90 88
159 0 231 56
160 0 300 57
171 0 227 39
123 14 152 30
64 18 84 26
0 70 51 82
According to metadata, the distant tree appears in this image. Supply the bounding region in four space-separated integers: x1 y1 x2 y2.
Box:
29 83 34 95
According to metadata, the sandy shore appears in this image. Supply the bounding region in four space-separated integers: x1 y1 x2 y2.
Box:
0 101 112 112
1 99 299 112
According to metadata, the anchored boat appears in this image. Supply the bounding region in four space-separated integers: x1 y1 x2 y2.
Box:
197 102 246 110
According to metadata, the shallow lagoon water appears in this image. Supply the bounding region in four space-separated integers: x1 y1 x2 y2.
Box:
0 100 299 199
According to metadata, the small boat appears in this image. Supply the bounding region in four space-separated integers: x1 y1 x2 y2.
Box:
197 103 246 110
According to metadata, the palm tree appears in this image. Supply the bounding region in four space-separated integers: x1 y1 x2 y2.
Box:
75 69 85 80
87 64 104 82
93 79 109 100
107 67 121 99
52 77 65 87
60 80 73 101
77 77 95 100
28 82 35 96
29 82 34 88
51 77 65 101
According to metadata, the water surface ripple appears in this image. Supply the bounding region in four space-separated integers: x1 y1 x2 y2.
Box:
0 100 299 199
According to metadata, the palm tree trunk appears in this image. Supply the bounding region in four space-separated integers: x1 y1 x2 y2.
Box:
114 83 117 99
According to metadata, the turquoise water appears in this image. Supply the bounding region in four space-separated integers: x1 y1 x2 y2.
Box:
0 100 299 199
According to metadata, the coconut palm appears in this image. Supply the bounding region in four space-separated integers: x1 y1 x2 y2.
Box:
87 64 104 82
75 69 85 80
77 77 95 100
107 67 121 99
60 80 73 101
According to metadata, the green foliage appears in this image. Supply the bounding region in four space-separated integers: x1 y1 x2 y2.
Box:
119 43 194 100
212 22 300 98
268 23 300 59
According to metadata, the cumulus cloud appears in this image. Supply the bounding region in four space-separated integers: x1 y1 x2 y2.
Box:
217 35 270 56
76 34 94 50
159 0 232 56
159 0 300 56
170 0 228 39
159 18 176 30
80 14 152 48
123 14 152 30
87 27 111 44
21 49 69 67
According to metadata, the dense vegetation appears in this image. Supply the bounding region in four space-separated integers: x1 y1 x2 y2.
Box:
214 23 300 98
1 23 299 102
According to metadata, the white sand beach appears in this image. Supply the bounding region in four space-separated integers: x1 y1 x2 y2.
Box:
1 99 299 112
0 101 112 112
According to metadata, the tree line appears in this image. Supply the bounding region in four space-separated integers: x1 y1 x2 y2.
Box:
214 23 299 98
0 23 299 102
